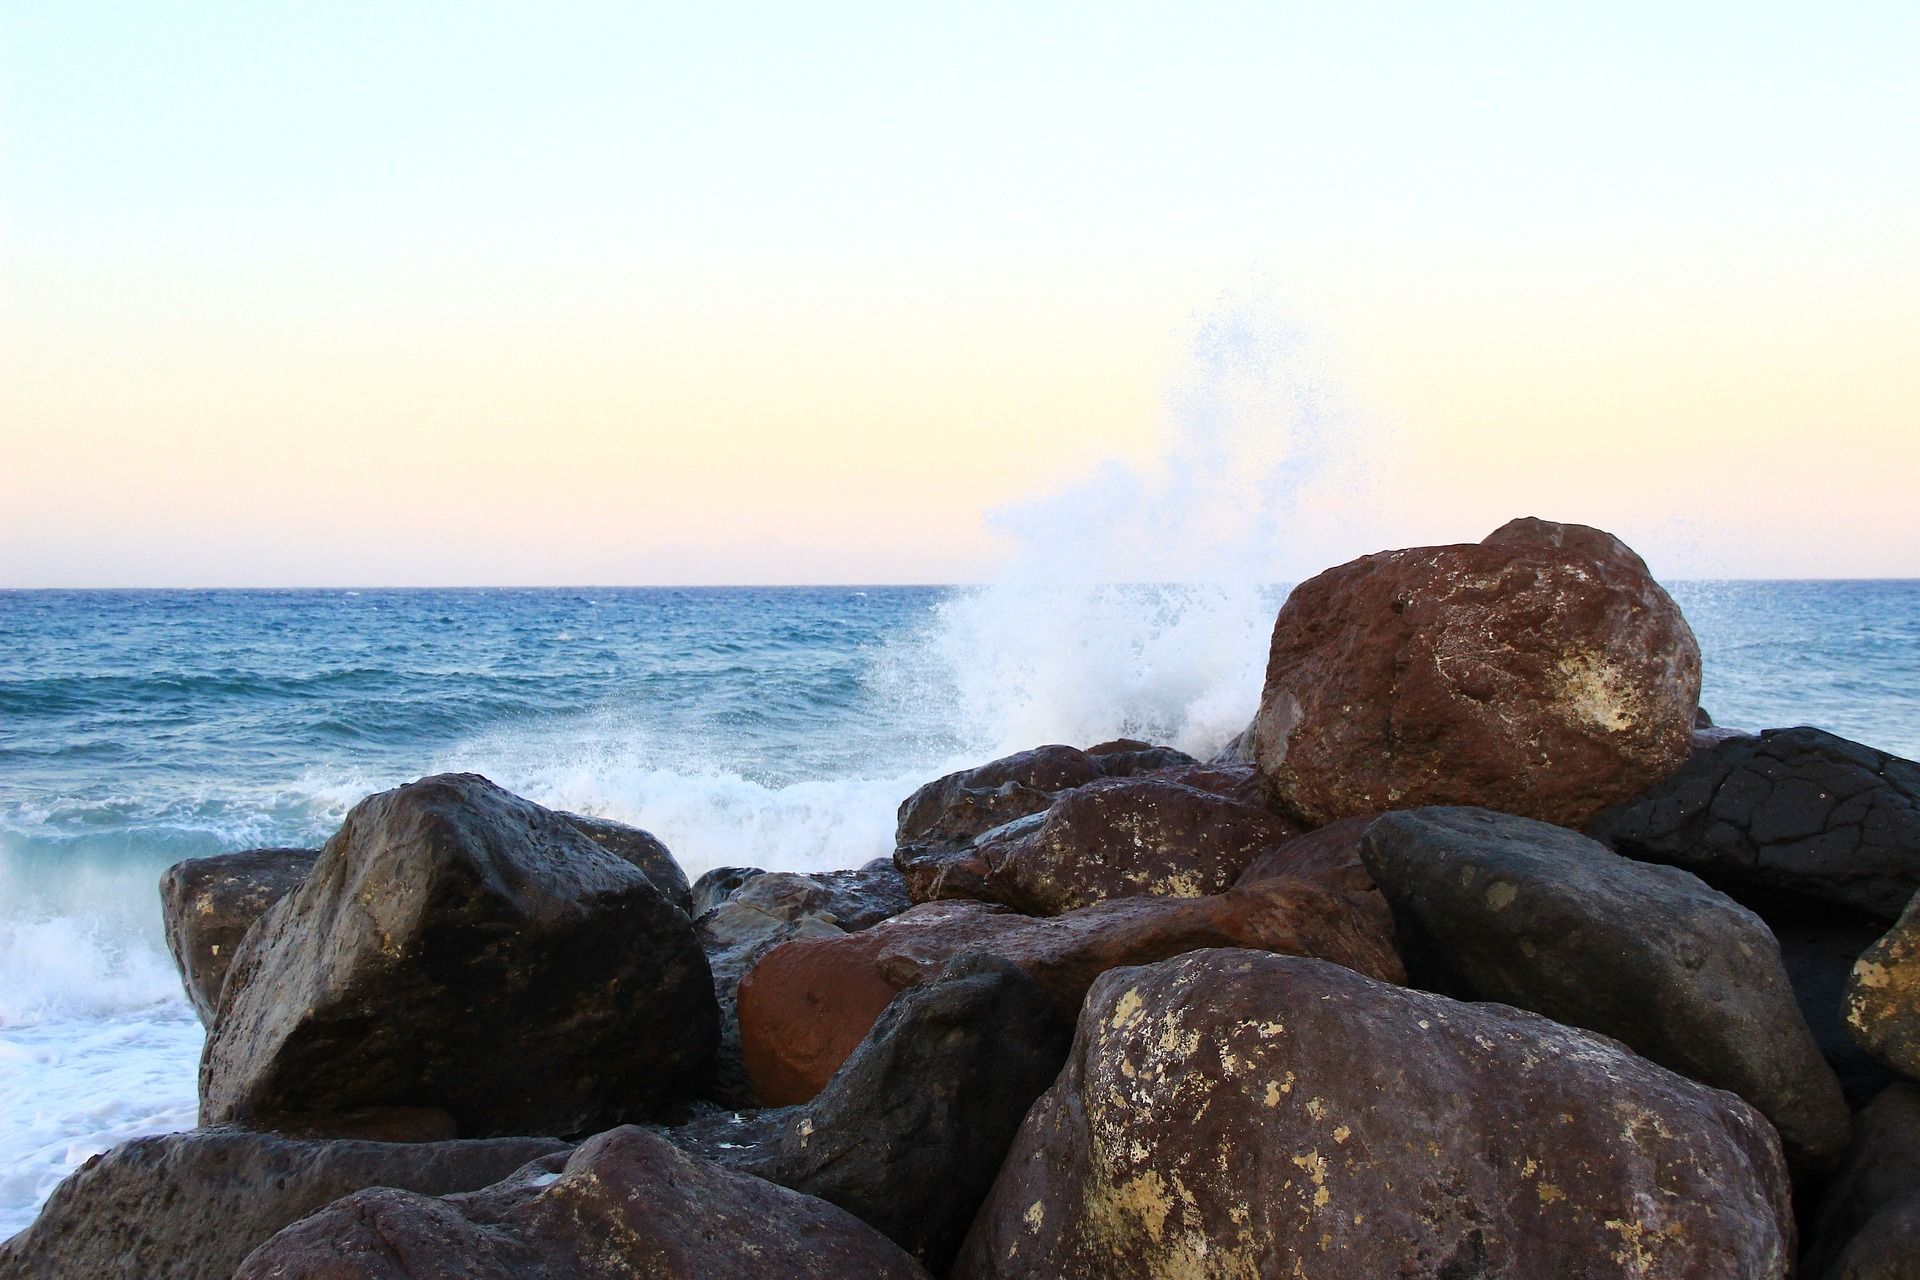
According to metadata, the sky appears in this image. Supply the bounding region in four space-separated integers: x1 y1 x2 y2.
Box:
2 1 1915 586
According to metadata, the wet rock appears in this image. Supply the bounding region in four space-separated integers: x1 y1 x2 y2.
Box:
697 872 852 1108
1235 814 1387 900
968 776 1301 915
1803 1083 1920 1280
0 1128 565 1280
670 955 1072 1273
555 811 693 916
1587 727 1920 925
1253 517 1700 828
1847 889 1920 1081
691 865 767 916
737 879 1402 1104
953 950 1794 1280
201 773 717 1137
1208 718 1257 765
159 848 319 1024
231 1125 932 1280
1143 759 1271 806
894 741 1194 901
1362 806 1848 1182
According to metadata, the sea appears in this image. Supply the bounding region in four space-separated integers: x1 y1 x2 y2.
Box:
2 579 1917 1238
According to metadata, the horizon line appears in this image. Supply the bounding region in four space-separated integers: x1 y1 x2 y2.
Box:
4 576 1920 593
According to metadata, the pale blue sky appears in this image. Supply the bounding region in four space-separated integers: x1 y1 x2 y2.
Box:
4 2 1916 584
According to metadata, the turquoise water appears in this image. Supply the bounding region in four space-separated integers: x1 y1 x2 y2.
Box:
1 579 1916 1235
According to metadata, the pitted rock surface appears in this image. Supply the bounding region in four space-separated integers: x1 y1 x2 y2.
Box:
160 848 319 1024
0 1129 566 1280
1846 888 1920 1081
1587 726 1920 925
1252 518 1700 828
894 741 1195 901
231 1126 932 1279
968 775 1301 915
737 881 1402 1104
953 950 1794 1279
200 773 717 1137
1362 806 1847 1182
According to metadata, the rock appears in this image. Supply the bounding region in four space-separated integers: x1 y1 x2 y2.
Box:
894 741 1195 901
1362 806 1849 1182
1144 759 1271 806
1252 517 1701 829
1803 1083 1920 1280
231 1125 933 1280
1209 718 1257 764
159 848 319 1024
555 811 693 915
1780 921 1900 1107
200 773 717 1137
966 776 1302 915
1587 727 1920 925
810 857 916 929
669 955 1073 1273
0 1128 566 1280
1847 889 1920 1082
697 872 851 1108
953 950 1795 1280
1235 814 1388 899
692 865 767 915
737 879 1403 1105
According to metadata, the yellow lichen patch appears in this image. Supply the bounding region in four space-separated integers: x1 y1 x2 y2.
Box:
1332 1125 1351 1144
1264 1081 1283 1108
1107 1170 1173 1242
1485 881 1518 911
1555 651 1637 733
1291 1150 1328 1186
1604 1217 1688 1275
1537 1183 1565 1204
1112 988 1146 1029
1024 1200 1046 1234
1305 1097 1327 1120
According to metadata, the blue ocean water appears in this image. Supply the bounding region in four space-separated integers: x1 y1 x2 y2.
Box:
1 579 1917 1236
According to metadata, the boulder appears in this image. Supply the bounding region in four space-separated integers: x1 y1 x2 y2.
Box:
1847 888 1920 1081
1779 920 1900 1107
953 950 1794 1280
0 1128 565 1280
1252 517 1700 828
966 775 1301 915
1587 727 1920 925
669 955 1072 1273
692 865 767 916
555 811 693 915
200 773 717 1137
1361 806 1848 1181
894 741 1194 901
231 1126 933 1280
159 848 319 1024
1802 1083 1920 1280
737 879 1403 1104
1235 813 1391 901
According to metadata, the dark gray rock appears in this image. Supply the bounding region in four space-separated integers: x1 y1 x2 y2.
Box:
1362 806 1849 1183
692 865 767 915
0 1128 565 1280
1587 727 1920 925
555 811 693 915
200 773 717 1137
159 848 319 1024
669 954 1072 1273
1803 1083 1920 1279
231 1126 933 1279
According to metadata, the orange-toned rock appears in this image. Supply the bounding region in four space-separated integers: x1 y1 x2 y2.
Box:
737 879 1402 1104
1252 518 1701 828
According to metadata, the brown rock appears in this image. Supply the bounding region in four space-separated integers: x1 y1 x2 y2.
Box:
555 811 692 916
953 950 1794 1279
0 1129 566 1280
1252 518 1701 828
159 848 318 1024
1847 888 1920 1081
737 880 1402 1104
894 742 1194 901
970 776 1301 915
231 1126 933 1279
200 774 717 1137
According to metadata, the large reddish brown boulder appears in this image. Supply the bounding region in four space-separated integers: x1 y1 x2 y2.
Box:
1252 518 1701 828
893 741 1194 901
967 776 1302 915
737 880 1402 1104
232 1126 932 1279
953 950 1794 1279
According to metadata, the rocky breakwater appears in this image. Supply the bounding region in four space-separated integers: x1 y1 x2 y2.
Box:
10 515 1919 1278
